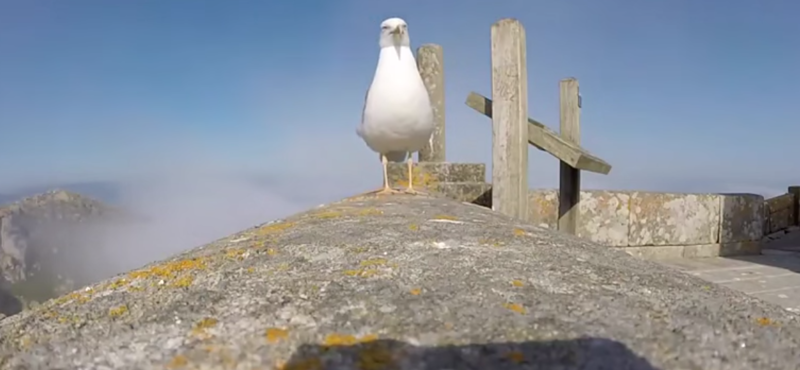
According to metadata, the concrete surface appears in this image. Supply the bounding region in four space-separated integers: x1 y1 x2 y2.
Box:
1 193 800 369
659 231 800 314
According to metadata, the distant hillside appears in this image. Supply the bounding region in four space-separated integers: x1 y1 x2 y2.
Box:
0 181 123 206
0 190 136 318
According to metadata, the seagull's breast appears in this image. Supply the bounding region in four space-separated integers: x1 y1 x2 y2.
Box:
359 47 435 153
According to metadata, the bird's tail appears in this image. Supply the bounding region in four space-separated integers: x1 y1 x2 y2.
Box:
383 151 408 163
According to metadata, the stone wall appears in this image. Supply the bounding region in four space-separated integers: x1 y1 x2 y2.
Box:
528 190 765 259
387 162 799 260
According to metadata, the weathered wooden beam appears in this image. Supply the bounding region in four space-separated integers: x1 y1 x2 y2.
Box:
790 186 800 227
465 91 612 175
558 78 581 235
416 44 446 162
489 19 529 221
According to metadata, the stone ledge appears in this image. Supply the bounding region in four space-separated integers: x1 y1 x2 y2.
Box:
618 242 762 260
387 162 486 188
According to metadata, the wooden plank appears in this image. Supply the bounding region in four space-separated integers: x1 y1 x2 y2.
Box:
416 44 446 162
465 91 612 175
489 19 529 221
558 78 580 235
789 186 800 227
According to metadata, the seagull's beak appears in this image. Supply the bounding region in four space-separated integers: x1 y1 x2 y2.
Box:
391 26 403 42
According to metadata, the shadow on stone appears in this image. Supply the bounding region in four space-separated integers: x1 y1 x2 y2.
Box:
283 337 660 370
0 287 22 318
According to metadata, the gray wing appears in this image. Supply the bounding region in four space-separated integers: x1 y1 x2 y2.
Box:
356 87 370 138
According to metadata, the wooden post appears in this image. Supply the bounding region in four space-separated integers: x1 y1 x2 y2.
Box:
558 78 581 234
490 19 529 221
416 44 446 162
789 186 800 226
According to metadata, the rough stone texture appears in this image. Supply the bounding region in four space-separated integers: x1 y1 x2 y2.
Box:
628 192 720 246
719 193 765 244
387 162 486 188
765 193 796 234
527 190 629 247
1 194 799 369
526 190 559 229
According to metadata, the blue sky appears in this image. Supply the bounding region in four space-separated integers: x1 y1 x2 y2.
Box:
1 0 799 200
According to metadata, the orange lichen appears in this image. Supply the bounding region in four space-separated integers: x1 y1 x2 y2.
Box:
128 258 207 280
409 288 422 295
257 221 296 236
756 317 777 326
357 342 394 370
277 357 322 370
166 355 189 368
266 328 290 343
504 303 526 314
505 351 525 363
511 280 524 287
323 333 378 347
433 215 458 221
191 317 218 339
108 304 129 318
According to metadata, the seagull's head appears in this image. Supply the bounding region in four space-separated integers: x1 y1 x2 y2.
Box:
379 17 410 48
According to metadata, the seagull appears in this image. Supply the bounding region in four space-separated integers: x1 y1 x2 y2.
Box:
357 17 435 195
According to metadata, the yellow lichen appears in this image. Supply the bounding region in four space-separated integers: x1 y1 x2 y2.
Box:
513 228 526 236
358 208 384 216
349 246 369 254
225 248 246 260
409 288 421 295
267 248 278 256
107 278 130 290
503 303 526 314
171 275 194 288
433 215 458 221
408 224 418 231
109 304 129 318
313 211 342 219
511 280 524 287
266 327 289 343
359 258 387 267
247 267 255 273
396 167 438 189
257 221 295 236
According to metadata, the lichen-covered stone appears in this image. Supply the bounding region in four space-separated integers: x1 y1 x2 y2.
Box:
765 193 795 234
387 162 486 189
526 189 559 229
577 191 630 247
719 194 765 244
628 192 720 246
1 194 799 369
